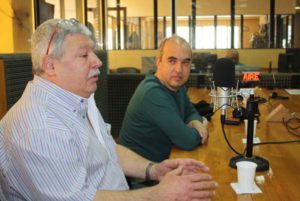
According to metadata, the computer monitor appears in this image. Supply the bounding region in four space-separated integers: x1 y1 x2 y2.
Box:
278 53 294 73
192 53 217 73
286 48 300 73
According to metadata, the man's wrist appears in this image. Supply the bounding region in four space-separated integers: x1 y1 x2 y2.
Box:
145 162 154 181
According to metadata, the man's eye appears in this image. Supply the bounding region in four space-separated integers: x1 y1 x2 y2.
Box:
81 54 88 58
169 59 176 64
183 61 191 65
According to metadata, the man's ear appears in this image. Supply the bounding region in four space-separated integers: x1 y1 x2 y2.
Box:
155 56 161 68
42 55 55 75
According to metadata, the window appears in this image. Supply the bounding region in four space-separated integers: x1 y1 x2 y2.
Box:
196 26 214 49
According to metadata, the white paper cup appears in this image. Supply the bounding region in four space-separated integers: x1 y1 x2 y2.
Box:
244 119 257 138
236 161 257 192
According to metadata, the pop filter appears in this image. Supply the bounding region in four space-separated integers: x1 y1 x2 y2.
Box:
213 58 236 88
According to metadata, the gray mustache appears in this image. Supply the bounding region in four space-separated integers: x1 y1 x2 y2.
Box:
88 69 100 78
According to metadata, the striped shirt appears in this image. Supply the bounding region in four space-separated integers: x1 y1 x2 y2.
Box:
0 76 128 201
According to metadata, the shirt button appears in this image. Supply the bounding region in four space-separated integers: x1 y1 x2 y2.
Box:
73 110 76 113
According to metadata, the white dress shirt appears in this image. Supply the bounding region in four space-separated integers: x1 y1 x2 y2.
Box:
0 76 128 201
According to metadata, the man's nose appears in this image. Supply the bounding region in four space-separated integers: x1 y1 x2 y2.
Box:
175 61 183 72
91 52 102 69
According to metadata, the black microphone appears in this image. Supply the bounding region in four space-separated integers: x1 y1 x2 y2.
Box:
211 58 239 125
213 58 236 88
229 94 269 172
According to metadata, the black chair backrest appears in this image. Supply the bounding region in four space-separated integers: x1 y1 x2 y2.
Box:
116 67 139 74
0 53 33 109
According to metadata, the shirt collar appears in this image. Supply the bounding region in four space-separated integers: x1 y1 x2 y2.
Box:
32 75 89 117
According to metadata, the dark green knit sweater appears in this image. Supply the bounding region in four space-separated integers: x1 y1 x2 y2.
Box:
119 71 203 162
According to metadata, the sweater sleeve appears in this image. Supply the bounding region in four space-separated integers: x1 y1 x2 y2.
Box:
142 88 202 150
182 87 204 124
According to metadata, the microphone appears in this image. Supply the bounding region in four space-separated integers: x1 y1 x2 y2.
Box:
229 94 269 172
210 58 239 125
211 59 269 172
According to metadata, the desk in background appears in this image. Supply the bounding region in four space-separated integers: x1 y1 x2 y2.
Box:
170 88 300 201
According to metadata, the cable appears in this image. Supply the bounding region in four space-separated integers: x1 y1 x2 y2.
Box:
221 115 243 155
253 117 300 146
214 101 243 155
254 139 300 146
283 117 300 137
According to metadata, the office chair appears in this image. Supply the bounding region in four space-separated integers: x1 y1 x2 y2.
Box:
116 67 140 74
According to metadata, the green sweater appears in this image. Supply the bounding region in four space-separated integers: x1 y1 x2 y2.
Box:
119 71 204 162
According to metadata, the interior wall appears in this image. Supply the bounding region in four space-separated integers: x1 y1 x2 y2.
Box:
197 0 231 15
0 0 15 53
12 0 33 53
0 0 33 53
238 49 285 68
120 0 153 17
236 0 269 15
276 0 296 14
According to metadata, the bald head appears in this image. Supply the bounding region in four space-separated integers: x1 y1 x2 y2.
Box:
155 35 192 91
157 35 192 61
225 50 239 64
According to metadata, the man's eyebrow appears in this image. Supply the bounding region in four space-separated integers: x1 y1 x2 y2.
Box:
167 56 178 60
76 45 95 55
77 46 88 52
183 58 191 61
78 43 95 50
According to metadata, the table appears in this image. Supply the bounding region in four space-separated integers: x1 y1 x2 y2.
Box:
170 88 300 201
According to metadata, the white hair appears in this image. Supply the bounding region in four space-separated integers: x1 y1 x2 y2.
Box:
31 18 93 75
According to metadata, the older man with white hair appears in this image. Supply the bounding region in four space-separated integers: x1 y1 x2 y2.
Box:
0 19 217 201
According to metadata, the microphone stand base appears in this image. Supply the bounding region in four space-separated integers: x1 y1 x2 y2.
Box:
229 155 269 172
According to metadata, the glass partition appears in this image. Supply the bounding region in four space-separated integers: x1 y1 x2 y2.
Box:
176 0 191 43
28 0 283 51
158 0 171 45
87 0 103 49
157 16 171 47
195 16 215 49
216 15 237 49
5 0 298 53
236 0 270 48
107 0 154 49
43 0 78 20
